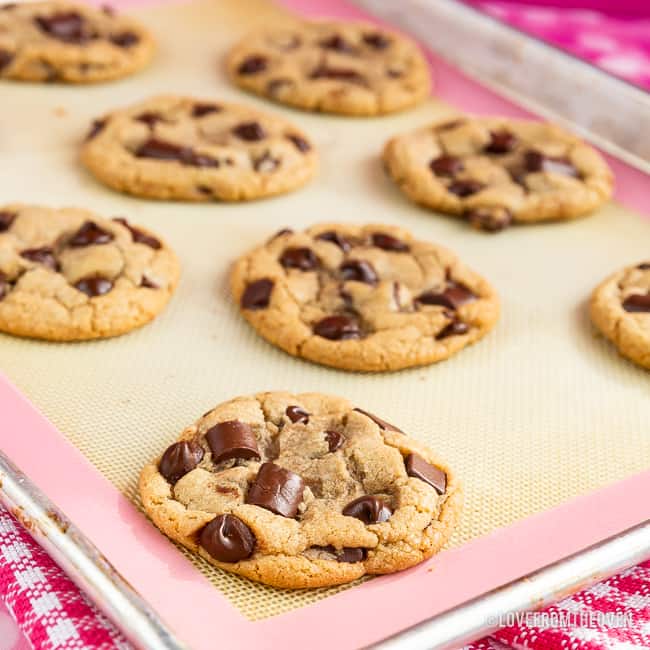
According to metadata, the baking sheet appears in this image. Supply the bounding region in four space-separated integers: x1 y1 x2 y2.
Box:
1 0 650 624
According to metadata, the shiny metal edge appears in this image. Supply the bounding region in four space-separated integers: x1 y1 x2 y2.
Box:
354 0 650 174
0 449 186 650
370 519 650 650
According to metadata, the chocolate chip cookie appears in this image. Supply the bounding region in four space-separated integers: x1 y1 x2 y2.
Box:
139 391 462 588
383 117 613 232
231 224 499 372
0 1 154 83
590 261 650 369
227 20 430 116
81 95 318 201
0 205 179 341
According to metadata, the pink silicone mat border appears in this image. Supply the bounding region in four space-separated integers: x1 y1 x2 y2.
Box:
2 1 650 648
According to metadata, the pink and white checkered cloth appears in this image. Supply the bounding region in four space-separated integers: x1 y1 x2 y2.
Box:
1 504 650 650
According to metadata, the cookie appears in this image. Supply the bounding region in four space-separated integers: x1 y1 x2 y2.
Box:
590 261 650 370
81 95 318 202
383 117 613 232
0 204 179 341
139 391 462 588
0 2 154 83
231 224 499 372
227 20 430 116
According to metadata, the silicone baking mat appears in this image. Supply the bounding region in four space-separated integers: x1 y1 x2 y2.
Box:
1 0 650 644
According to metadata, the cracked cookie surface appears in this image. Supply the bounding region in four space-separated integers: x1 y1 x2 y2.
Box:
590 261 650 369
139 391 462 588
227 20 430 116
0 1 154 83
383 117 613 232
81 94 318 201
0 204 179 341
231 223 499 372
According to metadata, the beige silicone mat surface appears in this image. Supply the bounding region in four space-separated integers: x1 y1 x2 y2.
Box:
2 0 650 622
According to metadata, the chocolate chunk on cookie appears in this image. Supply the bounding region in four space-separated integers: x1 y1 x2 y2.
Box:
0 204 179 340
139 391 462 588
0 1 154 83
590 262 650 369
227 20 430 116
383 117 613 231
81 95 317 201
231 223 499 371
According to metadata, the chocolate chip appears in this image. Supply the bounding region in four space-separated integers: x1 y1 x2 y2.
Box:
319 34 356 54
405 453 446 494
159 440 204 483
253 151 279 173
206 420 260 464
241 278 273 310
466 207 513 233
286 134 311 153
485 130 517 154
337 547 367 562
233 121 266 142
417 282 476 310
279 247 319 271
286 405 309 423
437 319 469 339
112 218 161 249
110 31 139 48
342 496 392 524
135 138 219 168
0 211 16 232
135 112 164 128
69 221 114 247
192 103 221 118
200 514 256 563
353 408 403 433
429 155 463 177
622 293 650 313
0 49 13 71
325 430 343 452
316 230 351 253
246 462 305 518
313 315 361 341
448 179 484 197
340 260 378 285
74 276 113 297
524 150 578 177
35 12 94 43
140 276 158 289
363 32 390 49
637 263 650 270
238 55 267 75
85 118 106 141
371 233 409 252
310 65 367 85
20 247 59 271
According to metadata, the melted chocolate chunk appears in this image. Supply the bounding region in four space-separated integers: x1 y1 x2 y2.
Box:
437 319 469 339
310 65 367 85
0 49 14 70
112 217 161 249
140 276 159 289
429 155 463 177
69 221 114 247
448 180 484 197
135 112 164 128
192 103 221 118
342 496 392 524
466 207 513 233
85 118 106 141
417 282 476 310
524 150 578 177
232 121 266 142
35 12 94 43
325 430 343 452
637 263 650 270
340 260 378 285
246 462 305 518
20 247 59 271
238 55 268 74
0 211 17 232
313 315 361 340
286 134 311 153
313 545 367 562
622 293 650 313
241 278 274 310
74 276 113 297
485 130 517 154
319 34 356 54
405 453 446 494
200 514 256 563
363 32 390 49
279 247 319 271
353 408 403 433
135 138 219 168
316 230 352 253
110 31 139 48
159 441 204 484
286 405 309 424
206 420 260 464
371 232 409 252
